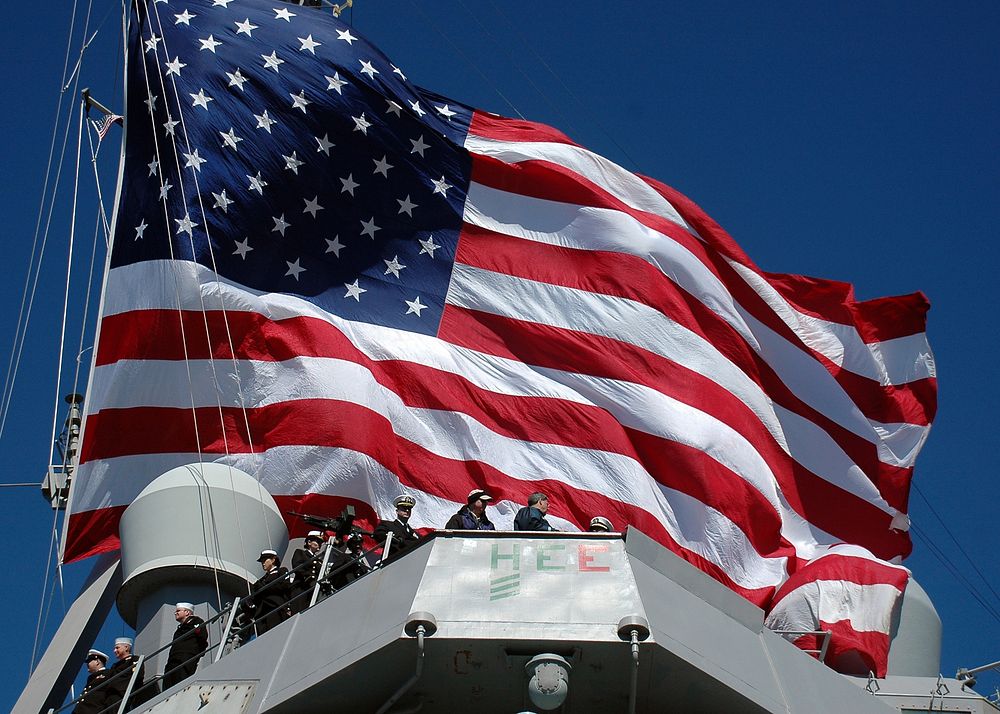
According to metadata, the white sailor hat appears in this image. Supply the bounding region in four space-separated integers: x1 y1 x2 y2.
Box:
174 602 194 612
393 494 416 509
305 530 324 543
467 489 492 504
589 516 614 532
114 637 133 647
257 548 279 562
86 649 108 664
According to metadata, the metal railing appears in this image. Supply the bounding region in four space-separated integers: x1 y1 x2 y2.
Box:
54 533 400 713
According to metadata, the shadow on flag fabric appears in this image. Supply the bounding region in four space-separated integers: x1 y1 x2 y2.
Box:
65 0 937 675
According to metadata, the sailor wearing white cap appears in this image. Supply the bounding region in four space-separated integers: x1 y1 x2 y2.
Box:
445 489 496 531
589 516 614 532
105 636 146 710
244 548 293 636
163 602 208 689
290 530 326 613
374 494 421 560
72 650 110 714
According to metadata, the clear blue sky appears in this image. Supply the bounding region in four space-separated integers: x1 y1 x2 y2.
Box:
2 1 998 708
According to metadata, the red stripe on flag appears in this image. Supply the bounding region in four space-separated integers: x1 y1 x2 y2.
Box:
454 222 915 510
467 154 935 426
440 304 911 560
470 110 579 145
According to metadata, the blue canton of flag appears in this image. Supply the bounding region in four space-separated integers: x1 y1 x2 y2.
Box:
116 0 473 335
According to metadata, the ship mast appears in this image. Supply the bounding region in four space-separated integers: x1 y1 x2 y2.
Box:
40 392 83 510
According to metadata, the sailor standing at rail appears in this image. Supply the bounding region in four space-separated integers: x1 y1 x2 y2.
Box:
72 649 110 714
290 531 326 613
374 494 421 560
105 637 146 711
162 602 208 689
244 549 293 636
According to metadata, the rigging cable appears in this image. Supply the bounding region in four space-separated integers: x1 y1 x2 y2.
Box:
30 504 66 670
135 0 273 609
86 105 115 246
0 0 89 444
32 96 88 671
132 0 227 611
910 523 1000 625
911 482 1000 608
147 0 296 569
26 0 100 672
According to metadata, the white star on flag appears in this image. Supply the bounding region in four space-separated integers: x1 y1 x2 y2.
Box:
255 110 277 133
183 149 207 172
272 215 291 236
226 69 248 91
410 135 429 157
303 197 324 217
405 296 427 316
360 217 380 238
174 213 197 237
262 51 285 72
290 90 311 113
164 57 186 76
190 89 214 109
397 195 418 216
352 113 371 134
325 73 347 94
315 134 334 154
233 237 253 259
298 34 321 53
285 258 306 280
373 156 393 177
283 152 304 174
325 236 345 257
247 172 268 195
235 18 258 37
343 279 366 301
212 190 234 212
220 128 243 151
340 174 358 196
199 35 222 53
431 176 452 196
383 256 406 278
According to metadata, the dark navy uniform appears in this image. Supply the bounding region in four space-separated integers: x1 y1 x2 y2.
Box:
163 614 208 689
72 668 111 714
290 545 325 612
373 518 420 557
247 566 292 635
105 654 146 711
325 536 370 590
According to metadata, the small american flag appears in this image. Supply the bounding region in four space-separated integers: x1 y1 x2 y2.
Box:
65 0 936 676
89 113 124 141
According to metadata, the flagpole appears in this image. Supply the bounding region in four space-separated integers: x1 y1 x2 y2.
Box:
80 88 114 118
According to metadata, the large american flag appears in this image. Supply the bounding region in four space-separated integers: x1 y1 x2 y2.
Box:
66 0 936 674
